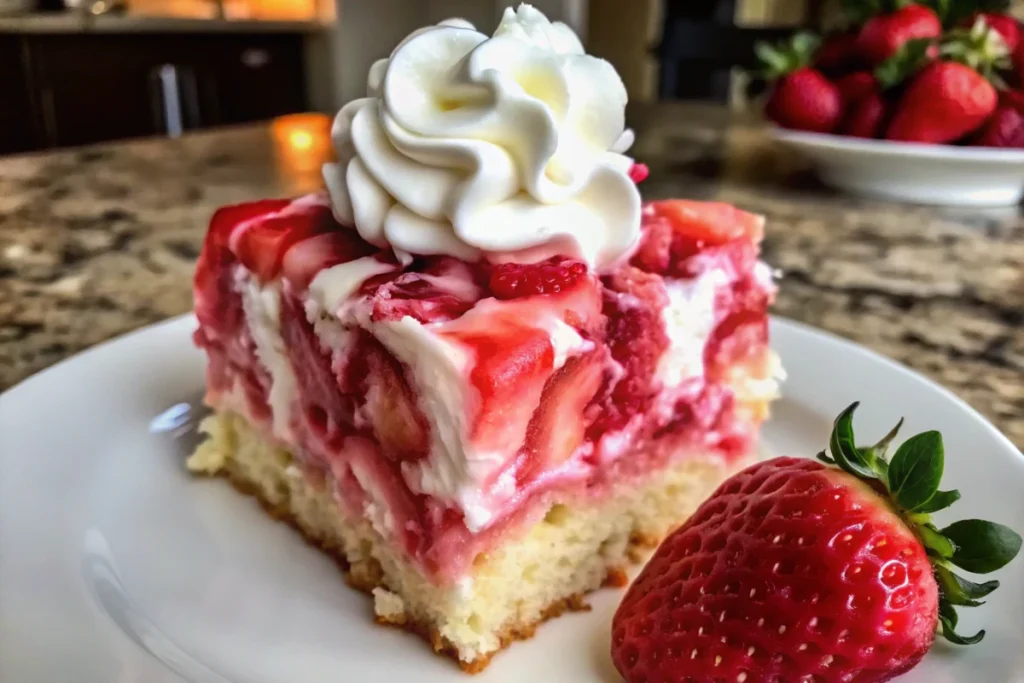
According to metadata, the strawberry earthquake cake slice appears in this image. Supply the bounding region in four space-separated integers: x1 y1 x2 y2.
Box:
187 4 782 672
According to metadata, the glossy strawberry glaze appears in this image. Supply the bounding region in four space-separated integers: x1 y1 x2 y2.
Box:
194 193 777 584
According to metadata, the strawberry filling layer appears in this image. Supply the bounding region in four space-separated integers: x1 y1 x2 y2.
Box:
194 193 778 583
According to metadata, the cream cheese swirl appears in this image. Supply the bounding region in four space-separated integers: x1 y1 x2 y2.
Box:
322 4 641 270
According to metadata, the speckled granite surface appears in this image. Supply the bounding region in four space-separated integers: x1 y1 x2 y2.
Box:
1 107 1022 448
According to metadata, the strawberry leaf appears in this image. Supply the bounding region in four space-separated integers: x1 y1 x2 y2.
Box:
938 596 958 627
915 488 961 514
821 403 1021 647
840 0 884 24
942 16 1013 79
935 564 1000 605
863 417 904 461
756 32 822 79
828 402 879 480
887 431 944 511
919 523 956 559
940 612 986 645
942 520 1023 574
875 38 936 90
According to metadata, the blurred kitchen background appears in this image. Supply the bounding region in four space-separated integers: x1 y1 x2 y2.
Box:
0 0 900 156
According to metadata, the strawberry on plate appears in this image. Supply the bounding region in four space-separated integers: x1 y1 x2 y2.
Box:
612 403 1022 683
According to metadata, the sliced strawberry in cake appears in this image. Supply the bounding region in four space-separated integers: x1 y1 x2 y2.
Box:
187 4 782 674
189 190 780 669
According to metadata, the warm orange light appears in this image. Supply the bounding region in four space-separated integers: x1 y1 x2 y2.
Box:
270 113 334 194
289 129 314 151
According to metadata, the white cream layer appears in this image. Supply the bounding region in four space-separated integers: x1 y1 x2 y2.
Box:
234 259 759 533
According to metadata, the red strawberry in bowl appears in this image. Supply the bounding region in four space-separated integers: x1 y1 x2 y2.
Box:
814 31 863 75
758 33 843 134
886 61 997 143
858 4 941 66
976 104 1024 147
841 91 890 138
834 70 878 106
766 68 842 134
963 12 1020 53
612 403 1022 683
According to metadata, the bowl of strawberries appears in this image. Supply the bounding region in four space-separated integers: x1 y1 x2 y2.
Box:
759 1 1024 206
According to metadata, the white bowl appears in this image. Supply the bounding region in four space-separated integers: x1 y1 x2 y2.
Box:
771 127 1024 206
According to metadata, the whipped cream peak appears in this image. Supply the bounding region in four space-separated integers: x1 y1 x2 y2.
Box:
323 3 641 271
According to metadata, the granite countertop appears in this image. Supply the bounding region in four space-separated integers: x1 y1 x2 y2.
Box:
1 105 1021 448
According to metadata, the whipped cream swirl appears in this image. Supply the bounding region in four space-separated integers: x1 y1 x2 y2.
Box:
322 4 641 270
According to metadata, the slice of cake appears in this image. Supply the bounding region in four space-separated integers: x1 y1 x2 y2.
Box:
188 4 782 672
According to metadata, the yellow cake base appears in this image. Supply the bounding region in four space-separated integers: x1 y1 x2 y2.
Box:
188 411 752 672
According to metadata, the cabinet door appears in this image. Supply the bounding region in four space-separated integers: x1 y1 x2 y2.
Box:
27 35 169 148
0 36 41 154
209 34 307 126
26 33 308 149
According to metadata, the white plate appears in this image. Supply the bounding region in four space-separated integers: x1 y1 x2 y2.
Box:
771 127 1024 206
1 314 1022 683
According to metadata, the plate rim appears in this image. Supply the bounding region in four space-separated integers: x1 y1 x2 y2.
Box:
770 126 1024 163
1 312 1022 683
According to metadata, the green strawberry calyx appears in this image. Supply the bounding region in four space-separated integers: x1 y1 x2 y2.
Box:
817 402 1022 645
755 32 822 80
875 37 936 89
941 15 1013 82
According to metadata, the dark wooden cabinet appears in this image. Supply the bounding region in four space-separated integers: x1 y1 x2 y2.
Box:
0 32 308 154
0 36 39 154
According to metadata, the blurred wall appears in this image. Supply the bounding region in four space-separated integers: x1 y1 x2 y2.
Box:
588 0 812 103
332 0 586 107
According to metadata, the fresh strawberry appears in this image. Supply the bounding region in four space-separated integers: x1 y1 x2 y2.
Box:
280 230 377 290
612 403 1022 683
815 32 863 75
976 104 1024 147
942 15 1013 80
758 33 843 133
1015 38 1024 84
1001 88 1024 112
834 70 878 105
489 258 589 299
965 12 1020 53
765 67 843 133
518 350 604 484
841 91 890 138
887 61 997 143
858 4 941 66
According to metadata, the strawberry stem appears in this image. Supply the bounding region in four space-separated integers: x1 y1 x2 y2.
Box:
755 32 821 80
822 402 1023 645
